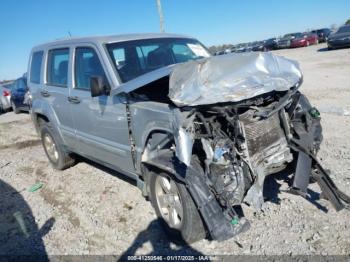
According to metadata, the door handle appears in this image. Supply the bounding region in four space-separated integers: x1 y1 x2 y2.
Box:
67 96 81 104
40 90 50 97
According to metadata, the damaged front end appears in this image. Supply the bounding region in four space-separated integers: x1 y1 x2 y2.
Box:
142 52 350 241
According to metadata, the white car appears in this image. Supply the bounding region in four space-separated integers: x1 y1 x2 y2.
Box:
0 82 13 113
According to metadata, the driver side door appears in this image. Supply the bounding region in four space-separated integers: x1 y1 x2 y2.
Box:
69 45 134 174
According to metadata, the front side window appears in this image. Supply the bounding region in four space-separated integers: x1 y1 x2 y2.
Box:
47 48 69 87
106 38 210 83
30 51 43 84
74 47 106 90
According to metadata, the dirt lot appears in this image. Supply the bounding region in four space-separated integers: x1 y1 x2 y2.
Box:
1 43 350 256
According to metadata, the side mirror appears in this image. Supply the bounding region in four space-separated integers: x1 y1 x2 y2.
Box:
90 76 110 97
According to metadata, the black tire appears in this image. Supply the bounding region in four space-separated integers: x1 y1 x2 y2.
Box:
148 158 206 243
40 122 76 170
11 101 20 114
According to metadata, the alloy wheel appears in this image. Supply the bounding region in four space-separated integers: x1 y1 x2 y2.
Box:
154 176 184 229
43 133 59 163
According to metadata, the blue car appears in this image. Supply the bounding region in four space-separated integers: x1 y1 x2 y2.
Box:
10 77 30 113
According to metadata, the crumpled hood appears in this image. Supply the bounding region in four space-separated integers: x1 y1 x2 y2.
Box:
168 52 302 107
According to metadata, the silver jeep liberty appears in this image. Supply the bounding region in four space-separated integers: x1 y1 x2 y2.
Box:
28 33 350 243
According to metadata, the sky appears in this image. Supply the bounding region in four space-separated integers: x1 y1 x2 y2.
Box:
0 0 349 80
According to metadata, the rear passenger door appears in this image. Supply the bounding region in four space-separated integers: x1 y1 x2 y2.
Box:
43 48 76 147
69 45 134 173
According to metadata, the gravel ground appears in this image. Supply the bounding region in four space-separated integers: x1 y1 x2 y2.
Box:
0 43 349 256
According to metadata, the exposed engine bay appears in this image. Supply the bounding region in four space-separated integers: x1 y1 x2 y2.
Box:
142 87 350 241
132 52 350 241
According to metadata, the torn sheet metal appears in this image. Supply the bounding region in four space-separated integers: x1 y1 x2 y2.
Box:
168 52 302 107
172 109 195 166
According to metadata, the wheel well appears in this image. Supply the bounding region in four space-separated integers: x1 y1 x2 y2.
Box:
33 113 50 133
140 130 174 197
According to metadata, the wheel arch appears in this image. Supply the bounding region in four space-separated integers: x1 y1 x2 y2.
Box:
138 128 175 196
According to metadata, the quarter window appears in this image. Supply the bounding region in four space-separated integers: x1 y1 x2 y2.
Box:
74 47 106 90
30 51 43 84
47 48 69 87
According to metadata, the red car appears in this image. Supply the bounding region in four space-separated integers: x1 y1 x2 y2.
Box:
290 33 318 48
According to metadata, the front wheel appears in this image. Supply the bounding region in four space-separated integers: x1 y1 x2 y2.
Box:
149 170 206 243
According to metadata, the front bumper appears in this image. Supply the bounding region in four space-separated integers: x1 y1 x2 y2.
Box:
291 41 306 48
277 42 291 48
328 39 350 49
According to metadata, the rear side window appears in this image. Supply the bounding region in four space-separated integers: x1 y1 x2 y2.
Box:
74 47 106 90
30 51 43 84
47 48 69 87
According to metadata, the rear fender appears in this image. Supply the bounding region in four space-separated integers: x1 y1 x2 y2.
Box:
31 99 65 145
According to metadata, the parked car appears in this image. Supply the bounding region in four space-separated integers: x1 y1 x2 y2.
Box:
251 41 265 52
233 44 247 53
0 82 13 113
327 25 350 50
311 28 331 43
263 38 278 51
290 32 318 48
28 33 350 243
277 32 303 49
214 50 225 56
10 76 30 113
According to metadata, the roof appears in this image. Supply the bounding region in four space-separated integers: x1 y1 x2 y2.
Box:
32 33 193 50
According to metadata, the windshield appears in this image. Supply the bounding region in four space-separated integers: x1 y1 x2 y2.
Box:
336 26 350 34
106 38 210 83
284 33 302 38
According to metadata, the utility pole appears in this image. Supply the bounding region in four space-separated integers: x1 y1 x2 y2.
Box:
156 0 165 33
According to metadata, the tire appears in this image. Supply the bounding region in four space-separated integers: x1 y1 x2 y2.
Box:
40 122 76 170
11 101 20 114
148 158 206 243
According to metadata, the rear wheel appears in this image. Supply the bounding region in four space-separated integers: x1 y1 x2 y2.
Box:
11 101 20 114
40 122 76 170
148 159 206 243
